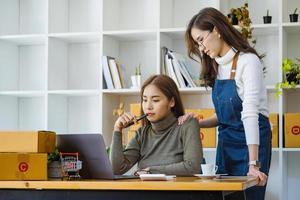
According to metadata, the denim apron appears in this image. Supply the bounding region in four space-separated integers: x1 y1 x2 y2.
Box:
212 52 272 200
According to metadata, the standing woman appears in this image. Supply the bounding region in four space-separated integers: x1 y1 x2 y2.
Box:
184 7 271 199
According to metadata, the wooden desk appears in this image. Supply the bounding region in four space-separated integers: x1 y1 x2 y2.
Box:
0 176 258 200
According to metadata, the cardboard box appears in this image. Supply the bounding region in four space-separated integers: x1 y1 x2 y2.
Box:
185 109 216 148
0 153 47 180
0 131 56 153
284 113 300 148
269 113 279 148
130 103 143 131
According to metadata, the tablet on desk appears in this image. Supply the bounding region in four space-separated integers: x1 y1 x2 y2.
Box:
57 133 138 180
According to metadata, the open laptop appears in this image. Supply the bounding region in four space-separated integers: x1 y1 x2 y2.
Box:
57 133 138 180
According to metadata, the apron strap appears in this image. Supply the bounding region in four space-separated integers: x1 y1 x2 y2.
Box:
230 51 240 80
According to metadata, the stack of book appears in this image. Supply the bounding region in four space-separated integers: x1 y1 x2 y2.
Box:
102 56 125 89
161 47 198 88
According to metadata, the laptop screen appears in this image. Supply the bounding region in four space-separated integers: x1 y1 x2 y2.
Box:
57 133 115 179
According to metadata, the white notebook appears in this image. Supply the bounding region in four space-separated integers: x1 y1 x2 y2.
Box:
139 174 176 181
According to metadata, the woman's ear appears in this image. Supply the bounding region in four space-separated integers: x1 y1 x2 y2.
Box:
213 27 221 38
169 97 175 108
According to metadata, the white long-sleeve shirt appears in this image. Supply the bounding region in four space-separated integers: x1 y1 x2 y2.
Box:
215 48 269 145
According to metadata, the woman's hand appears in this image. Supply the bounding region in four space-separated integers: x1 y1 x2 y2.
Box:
114 112 135 132
134 167 150 176
178 113 196 125
247 165 268 186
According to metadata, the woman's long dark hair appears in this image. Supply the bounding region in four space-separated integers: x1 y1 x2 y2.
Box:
185 7 263 87
140 74 185 126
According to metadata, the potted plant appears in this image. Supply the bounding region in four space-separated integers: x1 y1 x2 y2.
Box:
131 64 141 89
275 58 300 96
228 3 256 45
47 147 63 178
263 10 272 24
290 8 298 22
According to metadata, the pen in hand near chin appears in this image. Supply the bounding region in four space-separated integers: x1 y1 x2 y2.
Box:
123 113 148 128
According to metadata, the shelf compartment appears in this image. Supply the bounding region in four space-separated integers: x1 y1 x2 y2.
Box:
48 37 100 90
0 96 45 130
103 0 158 31
253 34 280 86
160 0 218 29
0 40 46 91
48 94 100 134
49 0 101 33
160 32 200 88
283 91 300 113
102 35 157 89
282 0 300 23
0 0 47 35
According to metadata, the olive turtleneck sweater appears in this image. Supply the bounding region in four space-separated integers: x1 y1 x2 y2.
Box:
110 112 203 176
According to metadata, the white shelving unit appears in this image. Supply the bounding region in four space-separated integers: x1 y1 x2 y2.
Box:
0 0 299 199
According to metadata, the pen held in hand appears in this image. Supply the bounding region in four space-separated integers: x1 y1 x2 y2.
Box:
124 113 148 128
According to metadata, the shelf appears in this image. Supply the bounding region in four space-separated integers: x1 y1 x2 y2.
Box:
282 23 300 33
252 24 279 35
0 34 46 45
103 30 157 41
0 91 45 97
283 148 300 152
48 32 101 43
160 28 185 39
102 89 140 95
48 90 100 96
179 87 211 94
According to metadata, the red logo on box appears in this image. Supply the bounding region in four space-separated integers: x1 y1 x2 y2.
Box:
19 162 29 172
291 126 300 135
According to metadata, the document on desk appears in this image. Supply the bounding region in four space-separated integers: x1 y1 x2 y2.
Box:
139 174 176 181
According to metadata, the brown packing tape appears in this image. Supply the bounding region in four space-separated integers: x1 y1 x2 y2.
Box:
38 131 56 153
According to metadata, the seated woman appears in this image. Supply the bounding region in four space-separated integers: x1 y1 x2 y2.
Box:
110 74 203 176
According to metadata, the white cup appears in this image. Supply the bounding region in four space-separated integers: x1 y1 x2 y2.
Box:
201 164 218 175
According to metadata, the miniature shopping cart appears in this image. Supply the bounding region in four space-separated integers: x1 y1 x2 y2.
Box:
60 152 82 180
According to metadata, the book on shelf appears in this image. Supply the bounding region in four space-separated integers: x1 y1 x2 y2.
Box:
162 47 197 88
102 56 114 89
102 56 125 89
165 53 180 87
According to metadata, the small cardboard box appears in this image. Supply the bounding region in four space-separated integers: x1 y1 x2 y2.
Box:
284 113 300 148
269 113 279 148
0 131 56 153
185 109 216 148
0 153 47 180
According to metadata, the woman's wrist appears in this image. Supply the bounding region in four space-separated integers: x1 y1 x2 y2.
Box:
113 125 122 132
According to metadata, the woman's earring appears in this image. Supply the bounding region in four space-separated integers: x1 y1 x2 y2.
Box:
218 34 221 38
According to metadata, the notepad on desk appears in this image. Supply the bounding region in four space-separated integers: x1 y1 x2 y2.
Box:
139 174 176 181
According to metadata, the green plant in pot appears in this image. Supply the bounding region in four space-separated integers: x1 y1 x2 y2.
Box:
47 147 63 178
228 3 256 45
263 10 272 24
275 58 300 96
290 8 298 22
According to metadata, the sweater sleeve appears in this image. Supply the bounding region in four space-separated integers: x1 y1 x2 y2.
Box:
240 54 262 145
109 129 141 175
149 118 203 175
